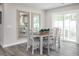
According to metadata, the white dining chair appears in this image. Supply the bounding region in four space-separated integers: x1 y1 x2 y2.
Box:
53 28 61 48
48 30 56 54
26 30 40 55
43 28 61 55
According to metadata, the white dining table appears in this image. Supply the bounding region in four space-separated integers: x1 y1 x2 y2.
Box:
34 32 60 55
34 33 50 55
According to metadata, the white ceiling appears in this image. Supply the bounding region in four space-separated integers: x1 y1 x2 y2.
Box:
22 3 71 10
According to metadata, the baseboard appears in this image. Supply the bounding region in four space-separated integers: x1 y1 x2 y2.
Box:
2 40 27 48
1 39 79 48
61 39 79 45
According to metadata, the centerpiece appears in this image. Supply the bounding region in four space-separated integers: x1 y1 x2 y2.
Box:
39 29 50 35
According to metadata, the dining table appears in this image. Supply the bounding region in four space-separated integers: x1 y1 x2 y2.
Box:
34 32 49 55
34 32 60 55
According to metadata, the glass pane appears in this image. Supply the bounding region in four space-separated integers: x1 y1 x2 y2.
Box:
33 14 40 32
69 13 76 42
64 14 71 40
52 13 77 42
64 13 76 42
53 14 64 39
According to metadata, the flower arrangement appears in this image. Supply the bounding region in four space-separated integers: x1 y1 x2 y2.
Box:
39 29 50 32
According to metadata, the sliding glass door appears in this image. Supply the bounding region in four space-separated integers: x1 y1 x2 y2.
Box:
52 13 77 42
70 14 77 42
53 14 64 40
64 14 70 41
64 13 76 42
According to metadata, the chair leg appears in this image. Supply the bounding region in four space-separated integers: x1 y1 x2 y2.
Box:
54 43 56 50
26 43 28 51
53 39 56 50
48 42 50 55
26 47 28 51
58 38 60 48
32 45 34 55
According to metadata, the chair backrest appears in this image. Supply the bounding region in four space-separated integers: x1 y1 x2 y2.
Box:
48 28 61 43
27 29 34 46
29 30 33 38
48 29 54 42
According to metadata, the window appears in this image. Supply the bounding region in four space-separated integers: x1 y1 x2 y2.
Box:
52 13 77 42
32 13 40 32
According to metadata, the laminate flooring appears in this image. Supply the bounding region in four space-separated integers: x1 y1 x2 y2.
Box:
0 41 79 56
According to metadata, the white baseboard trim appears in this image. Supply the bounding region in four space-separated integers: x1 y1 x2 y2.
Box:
61 39 79 44
2 39 79 48
2 40 27 48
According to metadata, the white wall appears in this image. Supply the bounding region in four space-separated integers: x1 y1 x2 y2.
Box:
3 3 79 47
2 3 45 47
0 5 2 11
45 3 79 44
0 4 3 45
0 5 2 43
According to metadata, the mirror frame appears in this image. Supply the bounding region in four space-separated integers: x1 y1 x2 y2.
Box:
16 10 30 39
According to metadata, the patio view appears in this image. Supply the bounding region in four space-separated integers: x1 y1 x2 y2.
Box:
52 13 76 42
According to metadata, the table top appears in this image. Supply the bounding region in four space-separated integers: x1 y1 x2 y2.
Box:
33 32 50 38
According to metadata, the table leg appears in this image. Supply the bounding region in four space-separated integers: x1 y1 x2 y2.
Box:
40 37 43 55
58 38 60 48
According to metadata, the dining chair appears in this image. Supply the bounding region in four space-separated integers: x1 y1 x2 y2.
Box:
51 28 61 48
53 28 61 48
26 30 40 55
48 30 57 54
43 28 61 55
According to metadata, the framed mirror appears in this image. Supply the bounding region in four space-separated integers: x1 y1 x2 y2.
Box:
17 10 30 39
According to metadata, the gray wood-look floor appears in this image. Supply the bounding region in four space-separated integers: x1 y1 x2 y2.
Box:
0 41 79 56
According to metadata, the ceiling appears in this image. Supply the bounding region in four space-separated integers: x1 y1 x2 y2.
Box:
22 3 71 10
0 3 72 10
